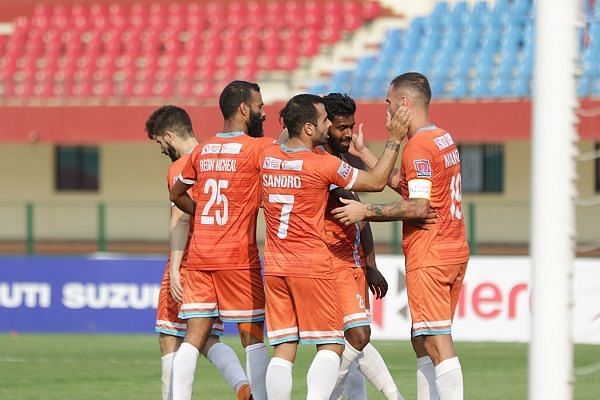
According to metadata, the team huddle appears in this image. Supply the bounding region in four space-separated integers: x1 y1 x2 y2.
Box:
145 73 469 400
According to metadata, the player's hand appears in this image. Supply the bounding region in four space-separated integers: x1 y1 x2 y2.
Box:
408 207 437 229
366 267 388 299
349 123 365 157
386 106 410 143
331 197 367 225
170 269 184 303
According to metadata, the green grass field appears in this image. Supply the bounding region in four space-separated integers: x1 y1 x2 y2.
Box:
0 334 598 399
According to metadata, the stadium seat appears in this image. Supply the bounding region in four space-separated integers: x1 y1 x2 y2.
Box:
0 0 379 101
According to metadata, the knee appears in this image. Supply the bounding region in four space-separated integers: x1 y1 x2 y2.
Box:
200 335 221 357
158 333 182 355
411 335 428 357
345 326 370 350
422 338 442 364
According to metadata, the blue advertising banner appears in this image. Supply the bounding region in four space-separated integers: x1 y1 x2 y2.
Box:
0 255 235 334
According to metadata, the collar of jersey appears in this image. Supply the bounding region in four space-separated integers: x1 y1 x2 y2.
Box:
415 124 437 133
280 143 311 153
216 131 245 138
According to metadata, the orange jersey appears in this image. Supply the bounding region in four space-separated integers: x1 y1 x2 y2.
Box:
260 144 359 278
179 132 274 270
399 126 470 270
314 147 363 270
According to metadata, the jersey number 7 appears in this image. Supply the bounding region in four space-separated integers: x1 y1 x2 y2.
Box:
268 194 294 239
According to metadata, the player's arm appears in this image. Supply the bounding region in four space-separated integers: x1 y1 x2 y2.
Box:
168 205 190 303
354 194 388 299
331 196 435 226
169 179 196 215
350 124 402 192
348 107 410 192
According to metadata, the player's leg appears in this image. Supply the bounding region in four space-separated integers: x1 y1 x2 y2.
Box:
172 270 219 400
264 275 299 400
334 267 404 400
408 264 466 400
155 263 186 400
343 361 367 400
293 276 345 400
200 322 252 400
214 269 269 400
158 333 183 400
329 267 370 398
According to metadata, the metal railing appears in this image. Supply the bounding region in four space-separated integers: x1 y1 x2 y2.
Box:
1 200 597 256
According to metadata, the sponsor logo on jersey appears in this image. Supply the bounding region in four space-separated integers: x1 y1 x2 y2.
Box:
201 144 222 155
282 160 303 171
337 161 352 179
221 143 243 154
434 132 454 150
414 160 432 178
263 157 282 170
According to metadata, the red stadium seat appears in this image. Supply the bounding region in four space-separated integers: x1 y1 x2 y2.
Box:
0 0 375 101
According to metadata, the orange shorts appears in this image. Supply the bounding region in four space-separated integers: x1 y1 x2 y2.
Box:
264 275 344 346
334 267 369 331
179 268 265 323
406 262 468 337
155 263 224 336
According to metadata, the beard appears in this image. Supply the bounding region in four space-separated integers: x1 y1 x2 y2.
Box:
328 135 350 154
247 111 265 137
165 144 179 162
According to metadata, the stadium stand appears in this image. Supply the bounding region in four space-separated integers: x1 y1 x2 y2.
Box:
309 0 600 99
1 0 599 103
0 1 381 102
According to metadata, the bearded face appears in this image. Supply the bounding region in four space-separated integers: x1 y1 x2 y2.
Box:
247 108 265 138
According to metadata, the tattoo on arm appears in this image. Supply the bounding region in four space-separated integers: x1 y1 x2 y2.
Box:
385 141 400 152
367 204 384 217
366 202 404 221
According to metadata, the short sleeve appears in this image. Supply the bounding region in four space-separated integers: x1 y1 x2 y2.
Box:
178 148 197 185
319 153 359 191
403 142 434 199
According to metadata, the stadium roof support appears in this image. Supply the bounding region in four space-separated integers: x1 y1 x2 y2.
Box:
529 0 578 399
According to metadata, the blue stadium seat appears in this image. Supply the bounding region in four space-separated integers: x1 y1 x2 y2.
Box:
450 52 473 80
329 70 353 93
473 54 494 80
354 56 377 79
308 83 329 95
471 79 491 98
513 78 530 97
307 0 596 101
429 78 446 97
450 79 468 98
493 0 511 14
490 78 512 97
364 79 388 100
591 78 600 96
461 27 480 54
578 75 591 98
512 0 532 16
472 2 489 17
